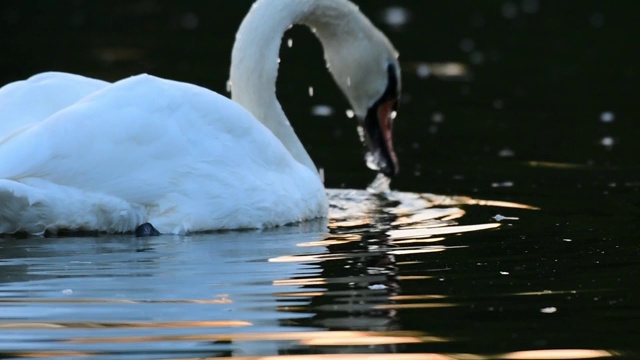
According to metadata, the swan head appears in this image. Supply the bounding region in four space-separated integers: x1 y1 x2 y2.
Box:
320 23 401 177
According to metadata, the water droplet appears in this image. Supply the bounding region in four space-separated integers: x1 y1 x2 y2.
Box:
287 38 293 48
601 136 614 148
311 105 334 117
346 76 352 87
381 6 411 28
308 86 314 97
390 111 397 120
226 80 232 93
431 112 444 123
416 63 430 78
500 271 510 275
345 109 355 119
600 111 614 123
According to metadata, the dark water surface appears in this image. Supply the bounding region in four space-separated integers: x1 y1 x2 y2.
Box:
1 1 640 359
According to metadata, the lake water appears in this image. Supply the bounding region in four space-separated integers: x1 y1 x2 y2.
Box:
1 1 640 359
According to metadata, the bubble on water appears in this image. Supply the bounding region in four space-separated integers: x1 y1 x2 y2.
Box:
311 105 334 117
62 289 73 295
600 111 614 123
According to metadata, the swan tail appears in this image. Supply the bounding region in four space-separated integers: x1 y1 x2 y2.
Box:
0 179 146 235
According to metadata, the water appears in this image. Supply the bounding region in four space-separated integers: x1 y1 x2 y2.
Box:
1 1 640 359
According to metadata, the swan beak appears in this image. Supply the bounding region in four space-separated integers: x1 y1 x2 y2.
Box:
362 98 399 177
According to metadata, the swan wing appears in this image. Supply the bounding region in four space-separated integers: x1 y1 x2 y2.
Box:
0 72 109 140
0 74 327 233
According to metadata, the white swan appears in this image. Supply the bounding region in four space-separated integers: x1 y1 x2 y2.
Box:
0 0 401 235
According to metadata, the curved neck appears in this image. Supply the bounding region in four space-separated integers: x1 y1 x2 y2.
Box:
229 0 364 176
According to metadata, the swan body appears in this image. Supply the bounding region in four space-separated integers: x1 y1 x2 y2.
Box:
0 0 400 235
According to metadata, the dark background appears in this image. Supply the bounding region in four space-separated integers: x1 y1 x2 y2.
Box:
2 1 640 356
2 1 639 202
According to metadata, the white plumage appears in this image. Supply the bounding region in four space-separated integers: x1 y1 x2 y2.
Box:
0 0 399 235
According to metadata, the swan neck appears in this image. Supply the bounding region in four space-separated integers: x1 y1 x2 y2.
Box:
230 0 362 176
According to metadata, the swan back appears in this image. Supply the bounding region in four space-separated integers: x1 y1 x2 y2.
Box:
0 72 108 140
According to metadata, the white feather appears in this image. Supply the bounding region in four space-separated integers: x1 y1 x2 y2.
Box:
0 0 398 235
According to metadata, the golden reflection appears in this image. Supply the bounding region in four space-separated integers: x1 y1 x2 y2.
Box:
269 253 348 263
511 290 578 296
391 237 446 244
68 330 428 345
388 247 448 255
389 295 447 301
408 61 470 79
416 193 539 210
499 349 615 359
178 354 468 360
15 351 616 360
392 208 466 226
328 219 372 229
272 278 327 286
274 291 325 298
397 276 433 280
0 320 251 329
528 160 589 169
297 234 362 247
388 223 501 240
